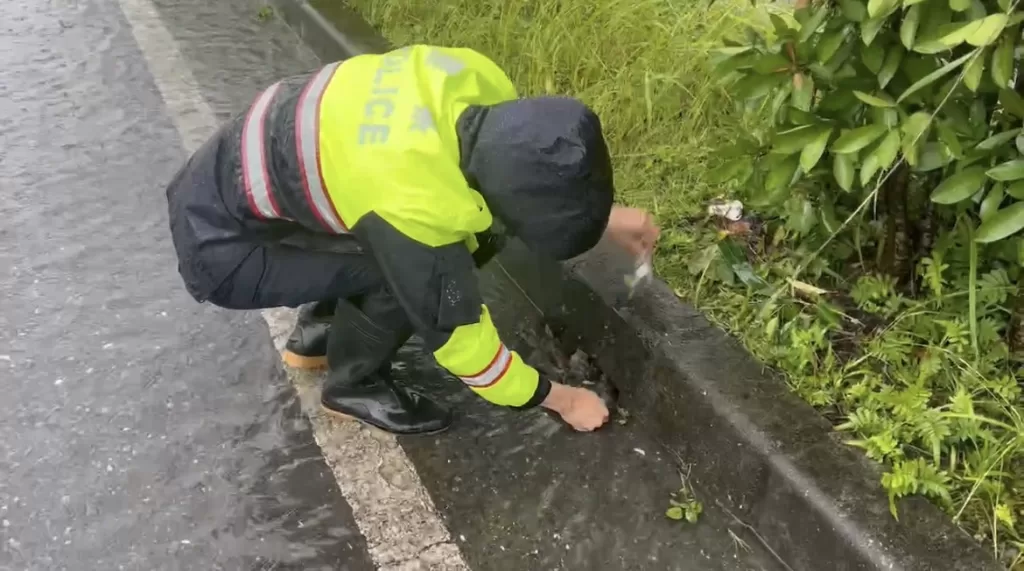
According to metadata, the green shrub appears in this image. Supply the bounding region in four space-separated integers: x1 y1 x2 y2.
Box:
712 0 1024 564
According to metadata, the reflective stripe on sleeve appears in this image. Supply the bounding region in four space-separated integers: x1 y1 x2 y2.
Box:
459 344 513 388
241 82 283 220
433 306 541 407
295 62 348 233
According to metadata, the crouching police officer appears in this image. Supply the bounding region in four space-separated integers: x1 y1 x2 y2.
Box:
165 44 660 435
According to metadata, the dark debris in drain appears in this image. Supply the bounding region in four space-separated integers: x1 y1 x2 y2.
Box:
522 321 625 423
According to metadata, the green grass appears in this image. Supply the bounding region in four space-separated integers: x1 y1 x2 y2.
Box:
341 0 1023 566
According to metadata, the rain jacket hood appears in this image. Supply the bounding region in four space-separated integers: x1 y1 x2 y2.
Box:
457 96 615 261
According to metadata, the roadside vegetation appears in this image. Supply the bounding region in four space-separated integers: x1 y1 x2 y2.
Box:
344 0 1024 565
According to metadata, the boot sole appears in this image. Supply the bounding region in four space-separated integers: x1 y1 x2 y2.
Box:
319 404 451 436
282 350 328 370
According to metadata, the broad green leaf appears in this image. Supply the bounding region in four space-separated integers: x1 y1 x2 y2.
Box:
999 89 1024 118
914 143 955 171
1007 181 1024 199
713 47 753 57
963 54 985 91
977 128 1023 151
1017 134 1024 155
931 166 988 203
785 197 818 235
773 86 795 121
970 99 988 136
916 2 955 51
710 156 754 184
904 141 921 166
817 29 848 63
834 153 855 191
992 37 1014 88
987 159 1024 181
901 111 931 164
874 130 902 169
872 106 900 129
935 76 961 106
771 14 793 38
945 103 973 135
791 74 815 111
901 111 932 143
713 52 760 76
835 63 859 80
862 41 887 73
770 125 827 154
839 0 867 22
862 18 886 45
789 7 808 25
878 46 904 88
998 0 1012 10
950 0 971 11
868 0 899 18
788 108 819 125
733 72 784 100
800 128 833 172
936 121 963 158
766 155 801 195
940 20 982 48
967 14 1008 47
901 6 921 49
799 6 831 43
820 89 859 114
897 51 974 103
753 53 792 74
854 90 896 107
975 201 1024 242
966 0 986 20
981 183 1005 220
904 0 927 5
861 153 881 186
833 124 888 153
808 62 836 82
825 39 856 72
913 40 954 54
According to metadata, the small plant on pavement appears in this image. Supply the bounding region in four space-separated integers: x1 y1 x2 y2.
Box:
256 5 274 22
665 473 704 524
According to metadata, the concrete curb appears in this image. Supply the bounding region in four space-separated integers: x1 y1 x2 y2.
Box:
269 1 1000 570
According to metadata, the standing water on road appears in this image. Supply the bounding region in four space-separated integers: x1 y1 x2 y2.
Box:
0 0 372 569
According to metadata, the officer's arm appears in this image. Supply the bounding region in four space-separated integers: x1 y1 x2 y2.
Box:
352 213 551 408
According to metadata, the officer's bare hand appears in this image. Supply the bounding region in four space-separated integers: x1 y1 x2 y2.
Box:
541 382 610 432
605 206 660 258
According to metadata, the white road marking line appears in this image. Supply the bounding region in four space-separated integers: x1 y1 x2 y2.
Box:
113 0 467 568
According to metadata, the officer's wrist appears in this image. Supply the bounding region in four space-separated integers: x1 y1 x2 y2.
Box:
540 382 572 415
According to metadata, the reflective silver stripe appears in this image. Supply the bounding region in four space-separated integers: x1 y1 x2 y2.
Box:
241 82 283 220
460 345 513 388
296 62 347 233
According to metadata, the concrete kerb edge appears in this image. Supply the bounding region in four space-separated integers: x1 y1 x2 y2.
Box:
268 2 999 570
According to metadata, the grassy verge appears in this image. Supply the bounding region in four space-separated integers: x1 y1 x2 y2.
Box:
342 0 1023 566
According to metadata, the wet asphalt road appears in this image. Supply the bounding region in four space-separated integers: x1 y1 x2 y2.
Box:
0 0 788 569
0 0 373 569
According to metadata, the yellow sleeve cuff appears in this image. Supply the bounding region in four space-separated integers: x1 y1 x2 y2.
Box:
433 305 546 407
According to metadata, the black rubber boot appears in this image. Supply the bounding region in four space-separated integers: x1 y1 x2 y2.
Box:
320 291 452 435
282 300 337 369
